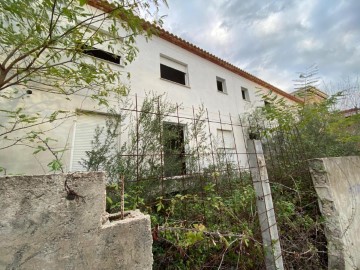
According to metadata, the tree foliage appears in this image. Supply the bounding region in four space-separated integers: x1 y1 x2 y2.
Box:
323 75 360 111
0 0 166 171
0 0 165 94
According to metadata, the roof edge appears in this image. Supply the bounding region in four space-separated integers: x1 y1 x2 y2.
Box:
88 0 303 104
291 87 328 99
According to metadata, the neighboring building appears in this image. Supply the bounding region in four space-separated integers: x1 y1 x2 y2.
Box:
0 2 302 175
291 86 328 104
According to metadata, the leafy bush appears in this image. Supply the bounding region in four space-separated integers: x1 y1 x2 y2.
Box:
149 176 266 269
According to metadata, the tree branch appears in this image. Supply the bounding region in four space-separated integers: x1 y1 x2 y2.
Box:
49 0 58 39
0 114 74 137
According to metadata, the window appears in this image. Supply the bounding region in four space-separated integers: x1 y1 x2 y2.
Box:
217 129 236 164
160 64 186 85
81 44 121 65
216 77 226 93
241 87 250 101
163 123 186 177
71 113 120 172
160 55 188 86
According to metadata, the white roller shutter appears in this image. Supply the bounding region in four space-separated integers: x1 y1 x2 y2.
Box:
70 113 108 171
160 55 187 73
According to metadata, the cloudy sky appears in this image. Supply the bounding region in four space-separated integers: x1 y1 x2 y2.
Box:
157 0 360 93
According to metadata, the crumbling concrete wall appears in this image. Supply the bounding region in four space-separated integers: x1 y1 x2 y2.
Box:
309 156 360 270
0 172 153 270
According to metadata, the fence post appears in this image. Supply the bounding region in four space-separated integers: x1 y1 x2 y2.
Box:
247 139 284 270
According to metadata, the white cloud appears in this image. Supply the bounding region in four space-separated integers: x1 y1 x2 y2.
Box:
298 38 323 51
160 0 360 92
255 13 284 35
210 22 229 44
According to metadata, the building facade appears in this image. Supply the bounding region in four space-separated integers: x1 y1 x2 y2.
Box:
0 3 301 175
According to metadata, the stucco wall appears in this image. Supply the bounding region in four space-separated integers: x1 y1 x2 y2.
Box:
0 172 153 270
309 156 360 270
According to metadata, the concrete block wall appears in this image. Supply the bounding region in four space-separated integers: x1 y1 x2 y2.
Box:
309 156 360 270
0 172 153 270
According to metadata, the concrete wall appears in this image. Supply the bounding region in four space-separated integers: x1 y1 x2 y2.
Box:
309 156 360 270
0 172 153 270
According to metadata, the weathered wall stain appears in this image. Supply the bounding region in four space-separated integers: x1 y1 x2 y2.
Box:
0 172 153 270
309 156 360 270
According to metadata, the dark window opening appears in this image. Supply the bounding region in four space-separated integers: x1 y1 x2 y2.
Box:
163 123 186 177
216 77 226 93
217 80 224 92
241 87 249 101
160 64 186 85
81 44 121 64
241 90 246 100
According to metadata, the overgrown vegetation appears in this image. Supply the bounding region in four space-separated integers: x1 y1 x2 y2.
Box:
150 178 264 270
246 91 360 269
83 91 359 269
106 173 266 269
82 93 267 268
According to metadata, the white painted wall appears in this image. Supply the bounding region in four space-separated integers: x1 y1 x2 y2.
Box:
128 34 266 116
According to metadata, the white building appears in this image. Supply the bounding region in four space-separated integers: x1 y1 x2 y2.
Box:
0 2 301 176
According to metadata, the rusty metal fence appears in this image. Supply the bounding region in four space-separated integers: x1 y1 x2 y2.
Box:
80 93 282 269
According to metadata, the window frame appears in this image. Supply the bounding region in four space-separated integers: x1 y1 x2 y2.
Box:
163 121 187 177
160 54 189 87
216 129 236 164
241 87 250 101
216 76 227 94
